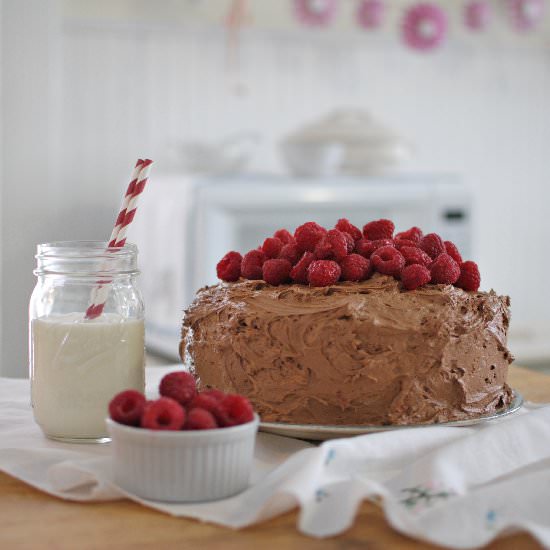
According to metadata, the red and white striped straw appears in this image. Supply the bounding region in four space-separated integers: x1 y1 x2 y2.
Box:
107 159 145 248
111 159 153 248
85 159 153 320
86 159 144 310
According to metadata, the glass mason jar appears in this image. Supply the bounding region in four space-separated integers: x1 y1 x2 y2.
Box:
29 241 145 443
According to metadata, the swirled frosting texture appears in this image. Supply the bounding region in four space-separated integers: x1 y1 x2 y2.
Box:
181 274 513 425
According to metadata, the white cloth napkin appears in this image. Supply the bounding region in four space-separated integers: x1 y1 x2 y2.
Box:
1 368 550 549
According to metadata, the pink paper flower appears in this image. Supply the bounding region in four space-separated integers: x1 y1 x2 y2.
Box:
294 0 338 27
508 0 544 31
464 1 491 31
402 3 447 52
356 0 385 30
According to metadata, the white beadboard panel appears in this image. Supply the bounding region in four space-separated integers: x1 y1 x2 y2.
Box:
54 18 550 338
1 0 63 377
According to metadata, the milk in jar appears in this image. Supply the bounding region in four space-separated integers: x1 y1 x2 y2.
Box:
31 313 144 440
29 241 145 442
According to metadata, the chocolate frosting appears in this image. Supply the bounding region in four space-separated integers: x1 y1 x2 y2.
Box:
181 274 513 425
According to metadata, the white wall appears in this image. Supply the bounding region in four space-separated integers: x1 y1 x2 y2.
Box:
2 1 550 375
1 0 60 377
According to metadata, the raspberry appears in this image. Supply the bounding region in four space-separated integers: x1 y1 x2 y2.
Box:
278 243 301 265
307 260 341 287
290 251 316 283
201 389 226 401
342 232 355 253
395 226 423 244
400 246 432 267
340 254 371 282
189 392 230 426
363 219 395 240
430 254 460 285
394 238 418 250
401 264 431 290
355 238 393 259
159 371 197 406
314 229 348 261
313 238 331 260
221 394 255 426
294 222 327 253
371 246 405 277
444 241 463 264
262 258 292 286
141 397 186 430
419 233 446 259
261 237 283 259
355 239 374 258
216 251 242 282
241 249 267 280
455 261 481 292
373 238 394 248
335 218 362 241
273 228 295 245
185 408 218 430
109 390 146 426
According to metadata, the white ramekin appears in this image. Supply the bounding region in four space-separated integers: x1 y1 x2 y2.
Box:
106 414 259 502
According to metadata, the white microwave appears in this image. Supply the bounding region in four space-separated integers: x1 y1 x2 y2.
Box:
129 173 472 359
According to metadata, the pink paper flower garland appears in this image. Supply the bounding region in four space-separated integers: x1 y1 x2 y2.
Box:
292 0 545 44
294 0 338 27
356 0 385 30
464 1 491 31
508 0 544 31
402 3 447 52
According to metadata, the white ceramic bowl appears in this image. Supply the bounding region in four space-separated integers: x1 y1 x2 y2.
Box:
280 141 344 177
106 415 259 502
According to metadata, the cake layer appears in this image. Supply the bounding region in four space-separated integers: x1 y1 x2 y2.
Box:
181 274 513 425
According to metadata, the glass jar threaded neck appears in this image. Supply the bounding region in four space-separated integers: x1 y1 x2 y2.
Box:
35 241 139 277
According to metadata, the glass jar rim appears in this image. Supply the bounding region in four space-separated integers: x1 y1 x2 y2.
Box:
35 241 139 277
36 241 138 259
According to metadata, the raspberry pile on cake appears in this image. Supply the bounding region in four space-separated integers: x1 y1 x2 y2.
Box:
182 219 513 426
216 219 481 292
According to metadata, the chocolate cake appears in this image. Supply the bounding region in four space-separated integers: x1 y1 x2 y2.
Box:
181 274 513 426
180 218 514 426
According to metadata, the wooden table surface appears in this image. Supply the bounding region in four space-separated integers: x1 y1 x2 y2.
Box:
1 366 547 550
